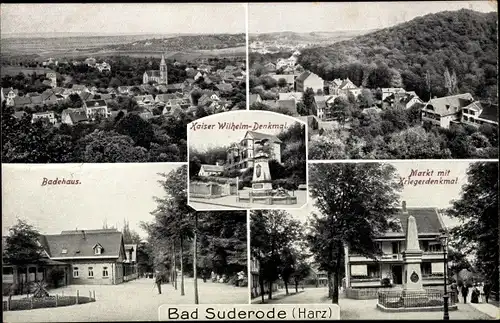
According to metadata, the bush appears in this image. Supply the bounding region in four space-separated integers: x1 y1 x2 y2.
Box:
381 277 392 287
5 296 94 311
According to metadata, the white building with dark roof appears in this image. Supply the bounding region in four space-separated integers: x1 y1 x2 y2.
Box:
421 93 475 129
226 131 282 171
344 202 448 290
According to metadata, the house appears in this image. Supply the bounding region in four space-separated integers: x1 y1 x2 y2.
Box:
13 96 32 109
42 229 128 285
96 62 111 72
197 64 212 73
194 71 204 81
306 265 328 287
84 57 97 67
344 202 448 289
143 54 168 85
329 78 359 97
249 93 262 105
71 84 89 96
264 62 276 72
155 93 182 104
198 164 225 177
2 238 70 295
84 100 109 118
296 71 324 93
461 101 498 128
314 95 327 120
382 87 406 100
166 84 183 93
31 111 57 125
385 92 423 110
61 108 89 125
421 93 474 129
216 83 233 93
123 244 138 282
226 131 282 171
279 92 303 102
2 87 19 106
117 86 132 95
250 256 278 298
134 95 155 106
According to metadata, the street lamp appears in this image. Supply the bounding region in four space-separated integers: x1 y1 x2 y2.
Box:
437 231 449 320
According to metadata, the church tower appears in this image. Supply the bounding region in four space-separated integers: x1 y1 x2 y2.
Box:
160 54 168 85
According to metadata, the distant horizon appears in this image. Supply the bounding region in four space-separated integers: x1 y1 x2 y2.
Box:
249 2 496 34
1 31 244 39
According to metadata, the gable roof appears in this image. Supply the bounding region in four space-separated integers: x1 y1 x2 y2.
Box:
383 207 445 238
44 230 124 259
244 131 282 143
296 71 312 82
424 93 474 116
85 99 107 108
200 164 224 173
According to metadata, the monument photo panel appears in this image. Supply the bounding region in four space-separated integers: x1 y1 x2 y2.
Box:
248 160 498 318
187 110 308 211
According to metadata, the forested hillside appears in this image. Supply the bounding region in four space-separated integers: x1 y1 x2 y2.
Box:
299 9 498 102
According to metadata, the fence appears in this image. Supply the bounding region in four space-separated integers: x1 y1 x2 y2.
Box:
3 290 96 311
378 289 456 308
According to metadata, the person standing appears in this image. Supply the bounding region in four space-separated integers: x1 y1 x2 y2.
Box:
450 281 459 303
155 273 162 294
471 284 480 303
483 281 491 303
461 285 469 304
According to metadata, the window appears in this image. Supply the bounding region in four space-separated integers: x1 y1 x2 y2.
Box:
103 267 109 278
367 264 380 278
94 246 102 255
73 267 79 278
29 267 36 274
3 267 13 275
421 263 432 276
88 267 94 278
37 267 44 273
61 248 68 254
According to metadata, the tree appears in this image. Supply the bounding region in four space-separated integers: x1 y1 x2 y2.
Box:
122 219 142 244
3 219 45 294
250 210 302 302
303 88 315 116
307 163 402 303
446 162 499 301
277 78 287 88
292 261 311 293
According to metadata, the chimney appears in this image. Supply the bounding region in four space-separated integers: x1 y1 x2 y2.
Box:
81 230 86 239
402 201 407 213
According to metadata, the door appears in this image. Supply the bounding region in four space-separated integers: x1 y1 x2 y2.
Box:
392 265 403 285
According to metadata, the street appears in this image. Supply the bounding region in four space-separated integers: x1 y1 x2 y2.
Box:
3 278 248 322
252 287 496 320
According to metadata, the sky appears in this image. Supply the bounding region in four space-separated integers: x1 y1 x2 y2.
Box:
249 1 497 33
287 160 485 230
0 3 246 36
2 163 184 238
188 110 305 151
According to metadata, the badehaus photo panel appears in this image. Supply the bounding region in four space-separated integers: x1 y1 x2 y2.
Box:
1 3 246 163
250 160 498 320
2 163 248 322
248 1 498 159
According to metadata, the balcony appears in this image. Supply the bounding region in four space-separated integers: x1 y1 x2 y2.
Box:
349 253 402 262
422 251 445 260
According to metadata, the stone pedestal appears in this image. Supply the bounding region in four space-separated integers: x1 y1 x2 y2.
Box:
251 154 272 194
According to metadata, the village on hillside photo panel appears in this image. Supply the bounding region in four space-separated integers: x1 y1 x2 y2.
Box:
1 3 246 163
2 163 249 322
187 110 307 211
249 160 498 320
248 1 498 160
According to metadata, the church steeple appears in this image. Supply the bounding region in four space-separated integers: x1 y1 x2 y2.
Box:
160 53 168 85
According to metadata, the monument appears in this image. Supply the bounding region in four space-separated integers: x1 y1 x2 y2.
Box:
402 213 426 296
251 139 273 195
